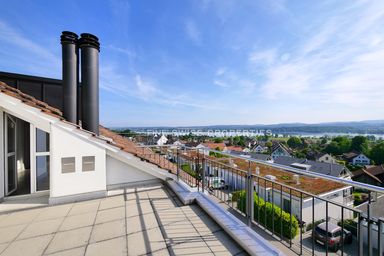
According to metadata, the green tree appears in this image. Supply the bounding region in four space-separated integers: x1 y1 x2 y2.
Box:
320 137 328 145
325 141 341 155
265 141 273 148
332 136 351 154
214 137 223 143
351 136 369 153
370 142 384 165
287 136 302 149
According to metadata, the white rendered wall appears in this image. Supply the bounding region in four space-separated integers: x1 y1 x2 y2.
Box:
50 125 106 198
106 155 157 186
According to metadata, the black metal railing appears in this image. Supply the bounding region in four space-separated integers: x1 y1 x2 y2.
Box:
128 143 384 256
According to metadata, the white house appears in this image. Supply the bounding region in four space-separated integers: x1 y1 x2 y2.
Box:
252 144 268 153
156 134 168 146
343 152 371 165
0 82 173 204
270 143 291 160
316 153 336 164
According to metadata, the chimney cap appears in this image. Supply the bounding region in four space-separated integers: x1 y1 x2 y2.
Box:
60 31 78 44
79 33 100 51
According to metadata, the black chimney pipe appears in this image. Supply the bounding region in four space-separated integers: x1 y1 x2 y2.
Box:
60 31 78 124
79 33 100 135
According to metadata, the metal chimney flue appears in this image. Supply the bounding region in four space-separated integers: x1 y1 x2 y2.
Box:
79 33 100 135
61 31 79 124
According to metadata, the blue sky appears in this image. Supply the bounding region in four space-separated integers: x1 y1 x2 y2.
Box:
0 0 383 127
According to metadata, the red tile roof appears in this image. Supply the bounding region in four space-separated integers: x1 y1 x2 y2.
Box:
225 146 243 152
0 81 63 118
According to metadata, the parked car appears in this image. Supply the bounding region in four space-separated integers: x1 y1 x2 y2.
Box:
206 177 228 190
342 229 353 244
313 222 352 252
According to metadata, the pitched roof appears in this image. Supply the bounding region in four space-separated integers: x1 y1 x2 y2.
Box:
0 80 176 173
225 146 243 152
353 165 384 183
202 142 226 150
271 142 291 154
342 152 359 161
250 153 271 161
274 156 347 177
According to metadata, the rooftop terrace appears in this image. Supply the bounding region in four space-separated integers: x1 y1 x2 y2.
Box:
0 184 248 256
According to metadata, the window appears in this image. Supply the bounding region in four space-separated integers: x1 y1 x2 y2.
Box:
36 156 49 191
283 199 291 213
82 156 95 172
36 128 49 152
36 128 50 191
62 157 76 173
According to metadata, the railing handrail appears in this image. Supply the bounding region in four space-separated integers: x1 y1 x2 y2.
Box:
136 144 384 194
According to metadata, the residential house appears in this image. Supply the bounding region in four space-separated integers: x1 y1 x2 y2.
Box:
270 142 291 160
251 144 268 153
316 153 337 164
274 156 352 179
197 142 227 155
224 145 243 153
156 134 168 146
352 165 384 187
343 152 371 165
184 141 200 148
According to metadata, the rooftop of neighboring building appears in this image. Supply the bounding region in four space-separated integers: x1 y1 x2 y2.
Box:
274 156 348 178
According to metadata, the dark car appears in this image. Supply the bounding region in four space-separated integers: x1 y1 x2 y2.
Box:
313 222 352 252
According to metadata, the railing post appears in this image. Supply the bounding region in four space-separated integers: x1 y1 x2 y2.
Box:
358 214 364 256
379 218 383 256
246 161 254 227
368 192 372 256
176 148 180 180
202 151 205 193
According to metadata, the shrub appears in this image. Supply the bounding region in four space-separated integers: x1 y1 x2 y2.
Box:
338 219 358 236
181 163 197 178
306 219 325 232
231 191 243 202
236 190 299 239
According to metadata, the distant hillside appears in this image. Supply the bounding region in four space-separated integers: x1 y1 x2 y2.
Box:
122 120 384 135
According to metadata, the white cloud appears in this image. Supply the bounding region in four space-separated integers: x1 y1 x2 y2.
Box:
249 49 277 66
100 63 219 109
185 20 201 44
135 75 157 100
214 80 229 88
0 20 60 77
250 1 384 108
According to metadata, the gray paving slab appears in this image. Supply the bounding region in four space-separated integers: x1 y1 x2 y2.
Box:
0 183 248 256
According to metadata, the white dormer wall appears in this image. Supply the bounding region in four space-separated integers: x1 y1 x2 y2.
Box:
50 125 107 201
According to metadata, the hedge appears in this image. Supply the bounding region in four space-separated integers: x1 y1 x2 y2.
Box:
181 163 198 178
338 219 358 236
236 190 299 239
